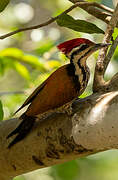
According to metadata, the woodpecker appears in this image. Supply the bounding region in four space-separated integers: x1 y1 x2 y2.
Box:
7 38 110 148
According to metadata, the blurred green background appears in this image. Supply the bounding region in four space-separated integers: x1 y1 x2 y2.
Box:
0 0 118 179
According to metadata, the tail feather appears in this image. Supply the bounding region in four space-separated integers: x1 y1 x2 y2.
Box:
7 114 36 148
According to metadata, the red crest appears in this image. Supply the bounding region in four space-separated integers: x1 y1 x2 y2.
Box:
57 38 94 54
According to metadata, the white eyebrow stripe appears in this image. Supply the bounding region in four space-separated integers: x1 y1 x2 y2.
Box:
68 43 86 56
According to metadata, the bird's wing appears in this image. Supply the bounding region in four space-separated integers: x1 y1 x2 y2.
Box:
14 80 47 115
25 64 79 116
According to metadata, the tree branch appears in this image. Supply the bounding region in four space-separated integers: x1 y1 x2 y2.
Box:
93 3 118 92
69 0 114 14
69 0 113 24
0 2 113 40
104 35 118 72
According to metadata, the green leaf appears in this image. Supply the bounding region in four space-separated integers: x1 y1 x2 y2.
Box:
0 48 46 72
45 60 61 69
0 48 23 58
14 175 26 180
112 28 118 40
22 55 46 71
52 160 79 180
0 57 5 75
13 61 30 80
0 100 4 121
0 0 10 12
36 40 54 55
57 14 104 34
14 175 25 180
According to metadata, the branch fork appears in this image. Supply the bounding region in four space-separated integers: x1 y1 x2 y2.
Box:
93 3 118 92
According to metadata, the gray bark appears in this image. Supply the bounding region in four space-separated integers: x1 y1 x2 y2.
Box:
1 90 118 179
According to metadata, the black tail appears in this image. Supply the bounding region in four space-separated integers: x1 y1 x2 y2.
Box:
7 114 36 148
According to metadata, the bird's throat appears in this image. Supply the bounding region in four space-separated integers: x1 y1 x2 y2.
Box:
67 56 90 93
66 63 81 92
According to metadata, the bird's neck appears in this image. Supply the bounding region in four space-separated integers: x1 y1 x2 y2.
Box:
70 55 90 86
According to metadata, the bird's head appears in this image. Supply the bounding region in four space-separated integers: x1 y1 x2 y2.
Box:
57 38 111 60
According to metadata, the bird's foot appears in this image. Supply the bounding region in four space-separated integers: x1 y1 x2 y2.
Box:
56 100 74 116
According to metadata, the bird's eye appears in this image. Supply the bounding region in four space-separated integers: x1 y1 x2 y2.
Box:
71 44 89 58
78 44 89 52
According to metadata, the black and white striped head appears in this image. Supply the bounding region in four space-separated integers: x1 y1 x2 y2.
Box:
57 38 110 61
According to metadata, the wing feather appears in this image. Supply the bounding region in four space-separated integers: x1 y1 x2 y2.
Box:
26 64 79 116
14 81 46 115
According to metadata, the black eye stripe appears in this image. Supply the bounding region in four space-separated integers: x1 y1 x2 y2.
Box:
71 44 89 59
78 44 89 52
79 48 92 61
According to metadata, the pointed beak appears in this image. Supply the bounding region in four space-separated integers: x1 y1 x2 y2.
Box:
94 43 111 51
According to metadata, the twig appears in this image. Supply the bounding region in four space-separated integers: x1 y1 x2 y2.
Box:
69 0 113 14
93 3 118 92
0 2 113 40
69 0 113 24
104 35 118 73
0 91 24 96
93 2 113 14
